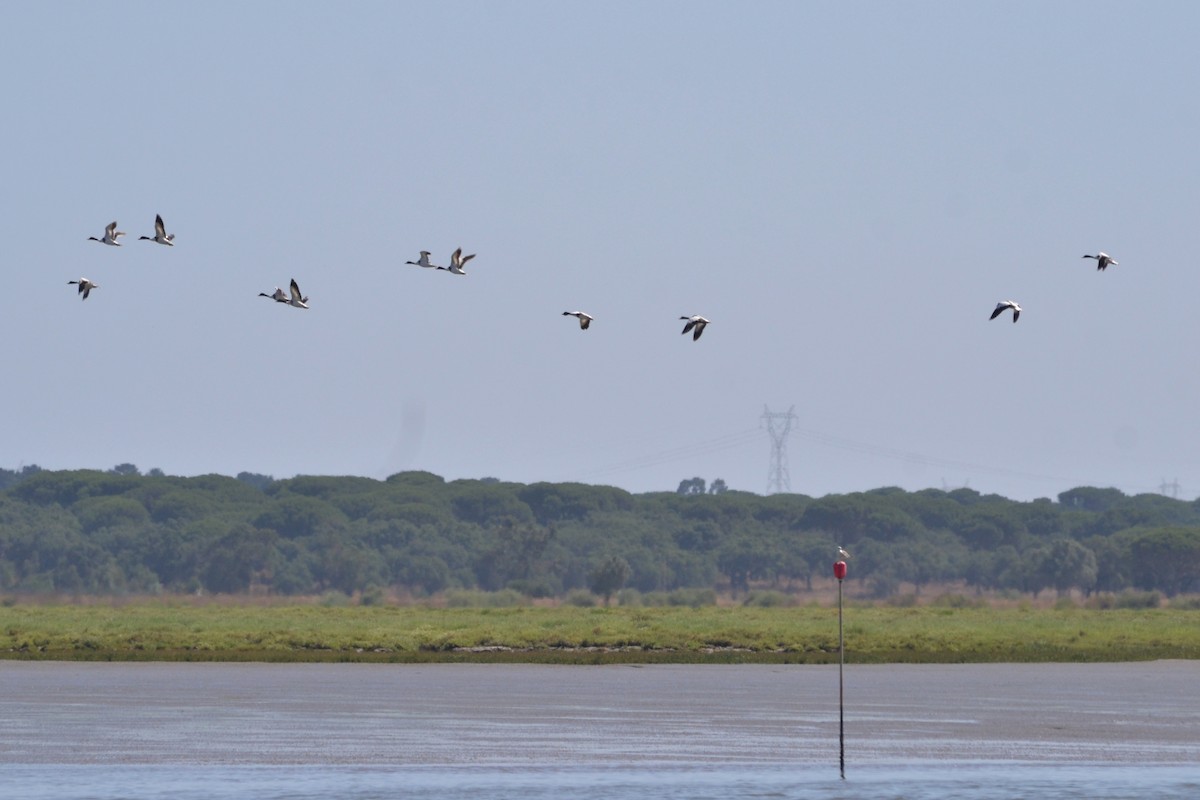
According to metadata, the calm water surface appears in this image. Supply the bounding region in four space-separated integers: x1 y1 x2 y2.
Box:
2 661 1198 799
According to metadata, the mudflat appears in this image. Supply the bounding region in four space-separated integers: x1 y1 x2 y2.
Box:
2 661 1197 766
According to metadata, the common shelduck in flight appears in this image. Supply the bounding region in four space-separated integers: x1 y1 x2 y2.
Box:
139 214 174 246
287 279 309 308
1082 252 1117 271
68 278 98 300
446 248 476 275
989 300 1021 323
562 311 594 330
406 251 437 268
88 221 125 246
679 315 710 340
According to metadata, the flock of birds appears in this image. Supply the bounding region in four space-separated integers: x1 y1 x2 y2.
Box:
67 217 1122 526
69 216 176 300
405 247 477 275
402 246 711 340
989 251 1118 324
74 216 1113 341
560 309 709 340
71 223 715 342
257 280 309 309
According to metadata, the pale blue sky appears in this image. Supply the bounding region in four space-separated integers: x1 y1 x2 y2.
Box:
2 2 1198 500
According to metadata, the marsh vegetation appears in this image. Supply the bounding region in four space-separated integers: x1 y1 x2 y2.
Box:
3 599 1197 663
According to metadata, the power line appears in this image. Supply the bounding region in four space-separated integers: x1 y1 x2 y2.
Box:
567 417 1179 500
788 425 1078 486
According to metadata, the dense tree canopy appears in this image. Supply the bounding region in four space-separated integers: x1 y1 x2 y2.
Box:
0 466 1197 599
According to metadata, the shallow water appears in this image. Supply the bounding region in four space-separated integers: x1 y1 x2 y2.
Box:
3 661 1198 798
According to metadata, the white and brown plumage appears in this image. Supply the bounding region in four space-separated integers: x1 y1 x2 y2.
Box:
406 251 437 268
445 247 476 275
989 300 1021 323
138 214 174 246
287 279 309 309
258 287 288 303
88 221 125 246
679 315 710 341
1083 252 1117 271
562 311 594 330
68 278 98 300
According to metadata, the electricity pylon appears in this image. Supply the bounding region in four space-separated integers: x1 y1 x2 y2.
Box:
761 405 797 494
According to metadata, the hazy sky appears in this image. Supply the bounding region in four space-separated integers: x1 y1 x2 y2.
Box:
3 2 1198 501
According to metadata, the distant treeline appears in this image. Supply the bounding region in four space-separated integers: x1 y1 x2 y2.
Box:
0 465 1198 599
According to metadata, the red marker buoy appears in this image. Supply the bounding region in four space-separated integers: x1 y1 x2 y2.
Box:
834 559 847 779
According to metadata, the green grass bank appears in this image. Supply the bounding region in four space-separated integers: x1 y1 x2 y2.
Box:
2 602 1197 663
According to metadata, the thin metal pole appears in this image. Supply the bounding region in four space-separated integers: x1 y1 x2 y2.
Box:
838 576 845 780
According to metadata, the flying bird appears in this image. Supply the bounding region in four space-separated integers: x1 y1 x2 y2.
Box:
258 287 288 303
68 278 98 300
679 315 710 340
287 279 309 309
1082 252 1117 271
446 247 476 275
406 251 437 268
138 214 174 246
562 311 594 330
88 221 125 246
989 301 1021 323
838 546 851 560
